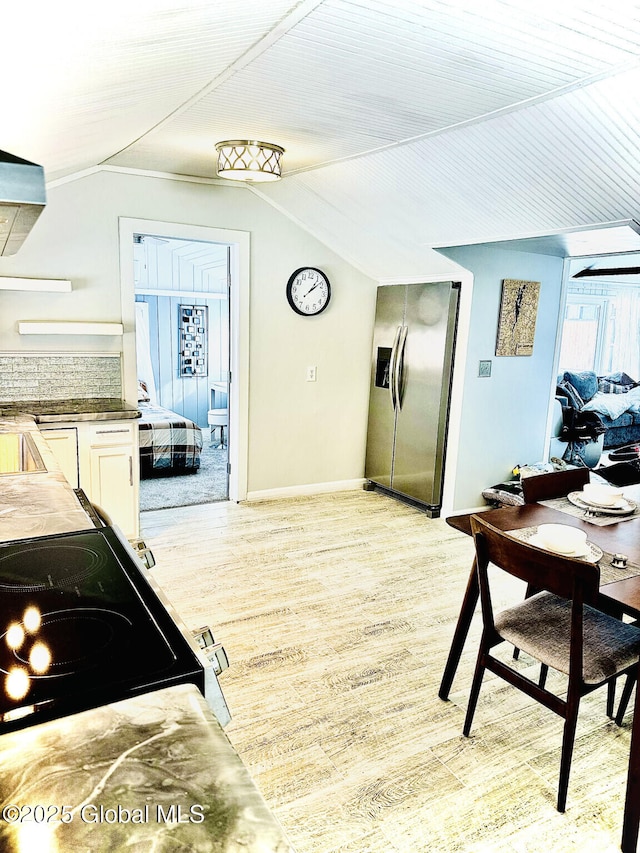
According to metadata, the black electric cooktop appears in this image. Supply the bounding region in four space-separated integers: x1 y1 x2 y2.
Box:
0 526 204 733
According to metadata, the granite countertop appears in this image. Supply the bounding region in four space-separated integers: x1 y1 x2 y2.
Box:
0 399 140 541
0 683 293 853
0 398 141 423
0 414 92 542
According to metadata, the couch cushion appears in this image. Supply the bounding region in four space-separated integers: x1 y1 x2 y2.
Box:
562 370 598 402
599 412 635 428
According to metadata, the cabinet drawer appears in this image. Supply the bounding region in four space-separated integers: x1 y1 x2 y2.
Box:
87 423 134 446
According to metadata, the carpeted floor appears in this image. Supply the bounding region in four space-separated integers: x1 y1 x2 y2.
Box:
139 439 228 511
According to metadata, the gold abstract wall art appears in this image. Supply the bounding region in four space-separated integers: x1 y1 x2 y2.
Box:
495 279 540 356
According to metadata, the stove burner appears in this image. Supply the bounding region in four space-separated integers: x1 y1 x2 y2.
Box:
0 608 133 679
0 544 108 592
0 527 205 732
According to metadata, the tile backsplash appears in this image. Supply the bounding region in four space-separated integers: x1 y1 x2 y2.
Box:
0 353 122 402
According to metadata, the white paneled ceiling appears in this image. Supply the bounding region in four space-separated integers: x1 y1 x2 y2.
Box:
5 0 640 276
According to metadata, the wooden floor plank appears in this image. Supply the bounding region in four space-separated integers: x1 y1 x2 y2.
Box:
142 490 629 852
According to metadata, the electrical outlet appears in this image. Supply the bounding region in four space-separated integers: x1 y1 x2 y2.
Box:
306 366 317 382
478 360 492 378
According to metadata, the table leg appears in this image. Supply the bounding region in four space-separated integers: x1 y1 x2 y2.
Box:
438 558 479 700
622 660 640 852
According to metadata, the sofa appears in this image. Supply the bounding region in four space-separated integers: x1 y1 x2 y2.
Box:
556 370 640 450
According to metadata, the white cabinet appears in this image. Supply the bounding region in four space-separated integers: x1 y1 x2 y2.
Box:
40 419 139 539
39 427 79 488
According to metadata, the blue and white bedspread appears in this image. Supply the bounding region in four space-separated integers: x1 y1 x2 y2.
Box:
138 402 203 475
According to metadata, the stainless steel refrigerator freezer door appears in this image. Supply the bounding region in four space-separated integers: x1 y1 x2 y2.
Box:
364 285 407 488
391 282 459 507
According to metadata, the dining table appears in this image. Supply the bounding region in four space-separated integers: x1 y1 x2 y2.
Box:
438 482 640 852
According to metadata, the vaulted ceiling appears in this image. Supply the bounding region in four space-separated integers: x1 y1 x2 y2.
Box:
7 1 640 277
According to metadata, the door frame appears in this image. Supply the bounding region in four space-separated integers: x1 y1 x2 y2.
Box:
118 217 250 502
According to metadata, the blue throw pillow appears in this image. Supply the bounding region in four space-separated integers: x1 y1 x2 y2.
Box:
562 370 598 402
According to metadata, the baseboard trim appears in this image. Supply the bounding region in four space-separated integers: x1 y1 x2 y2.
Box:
445 504 488 517
245 479 365 502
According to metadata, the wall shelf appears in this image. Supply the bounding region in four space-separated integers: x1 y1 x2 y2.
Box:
18 322 124 336
0 277 72 292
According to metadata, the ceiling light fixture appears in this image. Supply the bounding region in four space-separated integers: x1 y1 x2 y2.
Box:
215 140 284 183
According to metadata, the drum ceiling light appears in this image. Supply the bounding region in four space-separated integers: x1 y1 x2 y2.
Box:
215 140 284 182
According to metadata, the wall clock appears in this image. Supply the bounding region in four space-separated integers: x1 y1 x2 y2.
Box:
286 267 331 316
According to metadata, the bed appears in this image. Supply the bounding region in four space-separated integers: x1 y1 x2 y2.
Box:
138 401 203 478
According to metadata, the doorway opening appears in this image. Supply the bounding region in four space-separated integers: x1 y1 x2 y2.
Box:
134 234 230 510
118 217 250 509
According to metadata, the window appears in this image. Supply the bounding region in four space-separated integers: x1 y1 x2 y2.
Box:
558 296 607 372
558 284 640 378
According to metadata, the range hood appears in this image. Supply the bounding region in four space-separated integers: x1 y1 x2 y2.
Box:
0 150 46 255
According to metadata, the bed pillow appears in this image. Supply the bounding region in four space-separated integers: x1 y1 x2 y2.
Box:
582 390 633 420
556 380 584 411
562 370 598 402
138 380 151 402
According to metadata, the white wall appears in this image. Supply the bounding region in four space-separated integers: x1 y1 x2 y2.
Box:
0 169 376 497
438 245 564 509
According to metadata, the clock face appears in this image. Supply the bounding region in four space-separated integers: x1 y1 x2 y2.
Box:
286 268 331 316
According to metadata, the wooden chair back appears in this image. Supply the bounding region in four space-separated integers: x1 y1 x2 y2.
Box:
469 514 599 609
521 467 590 504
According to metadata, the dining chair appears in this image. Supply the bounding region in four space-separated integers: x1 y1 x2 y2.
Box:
515 467 591 680
521 467 590 504
520 466 628 717
464 514 640 813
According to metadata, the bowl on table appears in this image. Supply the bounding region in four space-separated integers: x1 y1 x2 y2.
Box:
582 482 625 507
535 523 588 555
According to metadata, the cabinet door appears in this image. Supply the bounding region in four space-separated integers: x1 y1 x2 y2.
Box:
89 444 137 538
40 428 79 488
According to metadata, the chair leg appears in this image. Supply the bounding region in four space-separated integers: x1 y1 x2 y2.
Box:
557 689 581 813
463 639 488 737
539 663 549 689
607 679 617 719
616 672 637 726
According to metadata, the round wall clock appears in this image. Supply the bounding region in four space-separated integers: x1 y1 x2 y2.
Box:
286 267 331 316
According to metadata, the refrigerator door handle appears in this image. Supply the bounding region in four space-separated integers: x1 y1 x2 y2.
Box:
394 325 408 410
389 325 403 411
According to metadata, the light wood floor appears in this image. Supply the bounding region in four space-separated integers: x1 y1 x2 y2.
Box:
141 490 634 852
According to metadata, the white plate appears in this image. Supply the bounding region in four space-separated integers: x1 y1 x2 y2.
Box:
568 491 637 515
528 534 603 562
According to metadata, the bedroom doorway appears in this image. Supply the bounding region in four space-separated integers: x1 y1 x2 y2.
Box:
119 217 250 510
134 235 230 511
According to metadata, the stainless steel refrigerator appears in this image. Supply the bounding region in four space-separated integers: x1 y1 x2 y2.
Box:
364 281 460 517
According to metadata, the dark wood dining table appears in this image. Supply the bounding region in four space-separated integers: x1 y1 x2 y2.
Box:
439 494 640 852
